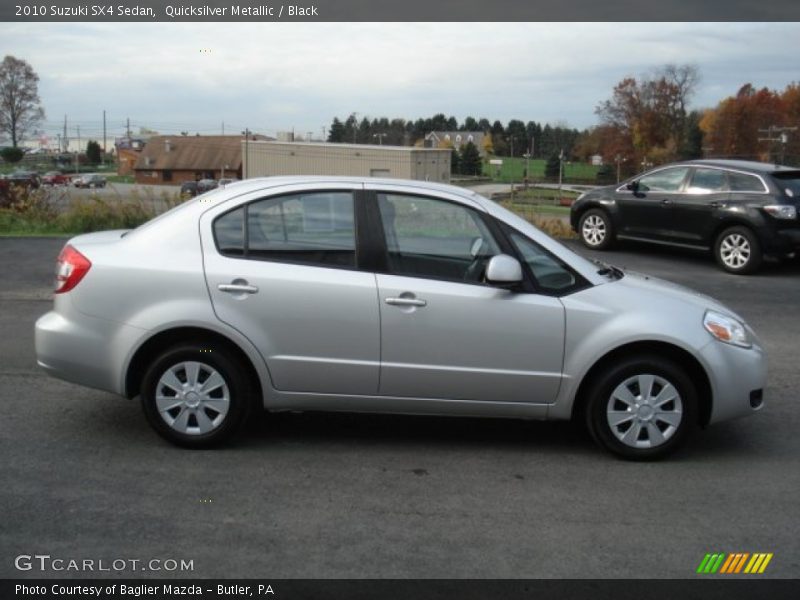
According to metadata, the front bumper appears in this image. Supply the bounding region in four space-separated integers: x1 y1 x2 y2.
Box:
699 336 768 424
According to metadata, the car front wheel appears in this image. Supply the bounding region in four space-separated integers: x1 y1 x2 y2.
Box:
714 226 762 274
578 209 615 250
585 355 697 460
141 344 253 447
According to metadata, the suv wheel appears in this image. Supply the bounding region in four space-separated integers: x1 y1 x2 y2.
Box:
141 344 253 447
714 226 762 274
579 209 614 250
585 355 697 460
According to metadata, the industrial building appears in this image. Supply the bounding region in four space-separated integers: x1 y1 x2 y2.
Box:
243 141 452 183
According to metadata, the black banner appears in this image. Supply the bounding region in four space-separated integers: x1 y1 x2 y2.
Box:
3 0 800 22
3 579 800 600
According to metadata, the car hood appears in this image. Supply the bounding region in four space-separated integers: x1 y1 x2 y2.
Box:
612 269 746 322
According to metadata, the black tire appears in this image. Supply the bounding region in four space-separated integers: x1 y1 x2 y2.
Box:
584 355 697 460
714 226 762 275
141 343 254 448
578 208 615 250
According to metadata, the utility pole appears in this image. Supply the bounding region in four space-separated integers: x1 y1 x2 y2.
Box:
102 110 106 165
758 126 797 164
307 131 313 142
321 126 326 142
126 117 131 139
63 115 67 153
75 125 81 173
242 128 250 178
222 121 225 135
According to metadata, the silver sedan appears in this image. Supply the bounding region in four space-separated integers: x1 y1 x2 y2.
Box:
35 177 767 459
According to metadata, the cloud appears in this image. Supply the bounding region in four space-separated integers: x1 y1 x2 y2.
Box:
3 22 799 139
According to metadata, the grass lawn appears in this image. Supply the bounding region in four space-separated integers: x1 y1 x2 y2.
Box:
483 156 599 183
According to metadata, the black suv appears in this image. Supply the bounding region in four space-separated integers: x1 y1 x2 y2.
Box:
570 159 800 274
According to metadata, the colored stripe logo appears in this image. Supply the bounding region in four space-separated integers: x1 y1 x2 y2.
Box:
696 553 773 574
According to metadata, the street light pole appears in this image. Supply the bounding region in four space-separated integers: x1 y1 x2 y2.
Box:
373 133 387 145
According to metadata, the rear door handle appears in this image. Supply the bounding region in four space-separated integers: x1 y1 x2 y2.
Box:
710 201 720 208
218 282 259 294
385 297 427 307
661 199 672 205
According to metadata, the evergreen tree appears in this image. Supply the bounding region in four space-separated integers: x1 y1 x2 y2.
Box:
327 117 345 142
460 141 482 176
86 140 102 164
545 154 562 179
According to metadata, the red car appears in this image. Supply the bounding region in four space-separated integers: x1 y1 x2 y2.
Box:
42 171 70 186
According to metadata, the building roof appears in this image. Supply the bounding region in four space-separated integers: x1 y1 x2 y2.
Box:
134 135 259 171
250 140 448 153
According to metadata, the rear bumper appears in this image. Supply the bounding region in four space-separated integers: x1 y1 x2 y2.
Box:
759 224 800 255
35 306 144 396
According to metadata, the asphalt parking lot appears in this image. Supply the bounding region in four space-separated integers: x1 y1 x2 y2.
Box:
0 236 798 579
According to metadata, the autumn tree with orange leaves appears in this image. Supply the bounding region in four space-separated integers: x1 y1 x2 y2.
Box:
585 64 701 173
700 83 800 165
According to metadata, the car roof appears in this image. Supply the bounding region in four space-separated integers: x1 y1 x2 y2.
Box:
676 159 798 174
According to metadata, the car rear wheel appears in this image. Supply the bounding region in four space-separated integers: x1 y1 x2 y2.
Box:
579 209 615 250
585 355 697 460
714 226 762 275
141 344 253 447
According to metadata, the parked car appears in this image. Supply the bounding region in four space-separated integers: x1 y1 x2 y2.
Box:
180 181 198 198
42 171 71 186
6 170 41 189
35 177 767 459
196 178 218 194
73 174 107 188
571 159 800 274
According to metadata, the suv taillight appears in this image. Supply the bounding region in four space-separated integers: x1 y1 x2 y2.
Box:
55 245 91 294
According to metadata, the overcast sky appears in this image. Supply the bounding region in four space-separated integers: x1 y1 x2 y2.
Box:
3 22 800 143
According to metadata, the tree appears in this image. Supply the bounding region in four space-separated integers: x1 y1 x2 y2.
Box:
86 140 102 164
0 56 45 148
459 141 482 176
545 154 562 179
595 64 699 166
328 117 345 142
450 147 461 175
0 146 24 163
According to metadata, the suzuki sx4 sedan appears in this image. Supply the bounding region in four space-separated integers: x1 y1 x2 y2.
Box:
35 177 767 459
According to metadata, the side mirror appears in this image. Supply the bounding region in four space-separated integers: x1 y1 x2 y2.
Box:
626 180 639 192
485 254 523 288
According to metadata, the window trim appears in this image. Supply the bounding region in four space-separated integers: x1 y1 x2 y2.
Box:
616 165 693 195
212 189 361 271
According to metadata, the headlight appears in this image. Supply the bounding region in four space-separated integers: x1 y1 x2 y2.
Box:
763 204 797 219
703 310 751 348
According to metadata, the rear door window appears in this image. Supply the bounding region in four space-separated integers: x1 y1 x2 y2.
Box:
687 168 727 194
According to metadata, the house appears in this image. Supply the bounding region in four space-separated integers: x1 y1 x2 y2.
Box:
133 134 268 185
424 131 487 156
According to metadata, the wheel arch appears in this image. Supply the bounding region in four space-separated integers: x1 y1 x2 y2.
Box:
571 340 713 427
124 326 264 404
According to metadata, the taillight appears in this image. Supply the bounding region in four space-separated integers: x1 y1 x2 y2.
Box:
55 245 91 294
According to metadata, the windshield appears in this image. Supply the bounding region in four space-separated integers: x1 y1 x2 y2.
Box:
772 172 800 198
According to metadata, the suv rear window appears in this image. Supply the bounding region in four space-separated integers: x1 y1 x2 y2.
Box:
771 172 800 198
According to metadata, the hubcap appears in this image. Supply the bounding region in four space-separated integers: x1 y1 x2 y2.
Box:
720 234 751 269
155 361 230 435
606 374 683 449
582 215 606 246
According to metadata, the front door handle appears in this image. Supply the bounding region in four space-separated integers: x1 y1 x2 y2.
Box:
218 281 259 294
385 297 427 307
661 198 672 205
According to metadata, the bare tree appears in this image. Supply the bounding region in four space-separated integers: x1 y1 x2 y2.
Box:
0 55 45 147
